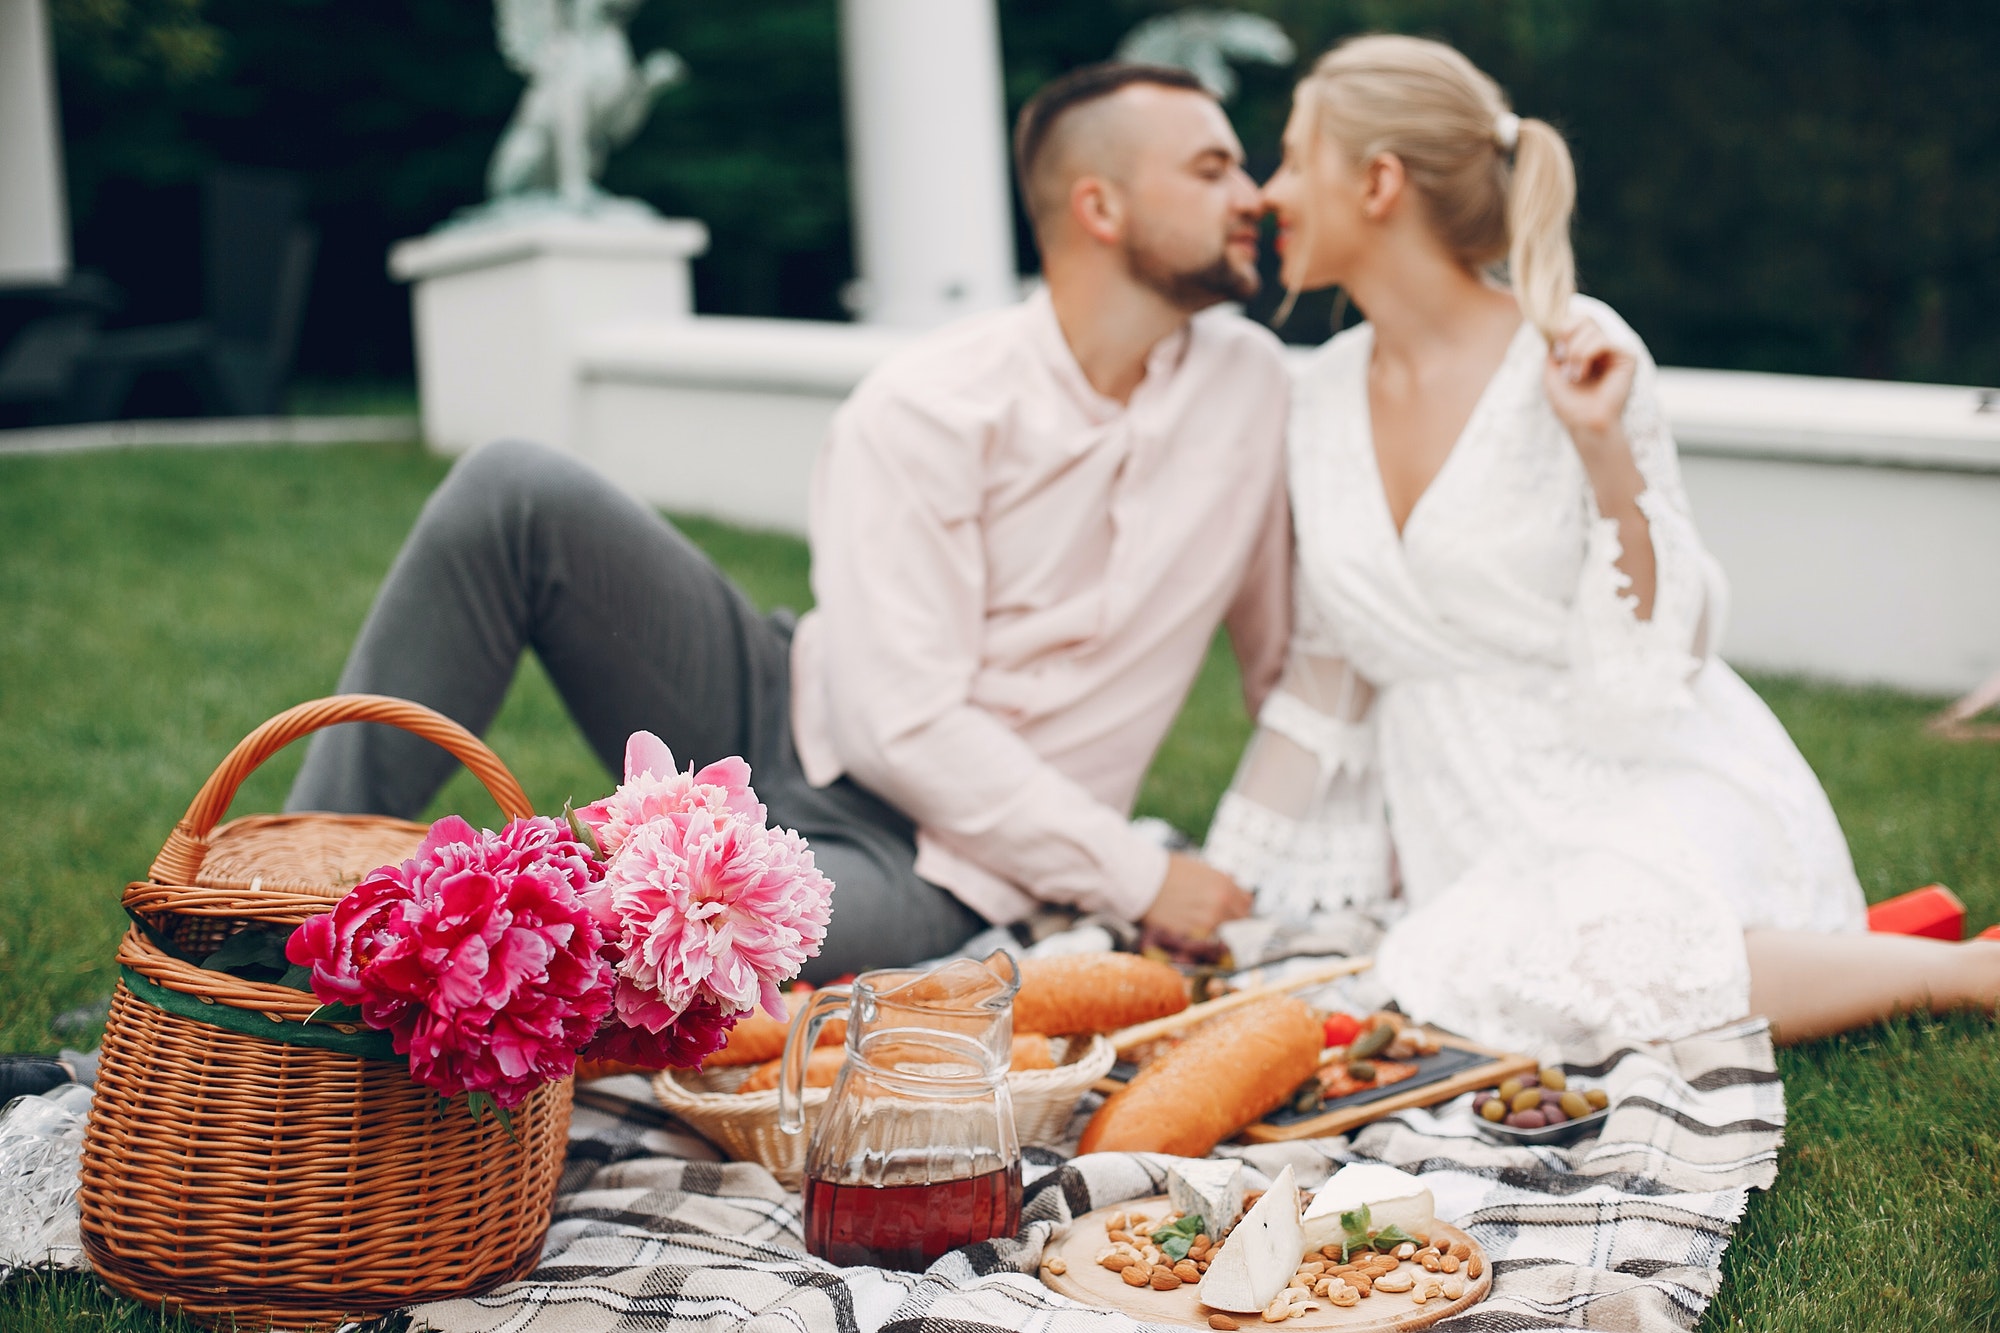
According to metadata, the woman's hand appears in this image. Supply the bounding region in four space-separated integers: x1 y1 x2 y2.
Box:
1543 316 1637 460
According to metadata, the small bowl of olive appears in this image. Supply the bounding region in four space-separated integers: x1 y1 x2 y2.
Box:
1471 1067 1610 1146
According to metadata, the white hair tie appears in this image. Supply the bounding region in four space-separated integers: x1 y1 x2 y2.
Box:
1494 112 1521 152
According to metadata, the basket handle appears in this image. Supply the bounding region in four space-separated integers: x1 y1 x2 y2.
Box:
147 694 535 886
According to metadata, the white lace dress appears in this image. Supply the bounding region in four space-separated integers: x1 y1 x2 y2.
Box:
1205 298 1866 1059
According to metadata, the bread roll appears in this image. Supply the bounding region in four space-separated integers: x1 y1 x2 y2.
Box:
736 1034 1059 1094
1076 995 1322 1157
708 991 846 1067
1013 953 1189 1036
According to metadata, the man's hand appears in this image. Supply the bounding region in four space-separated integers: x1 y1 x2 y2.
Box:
1142 852 1253 941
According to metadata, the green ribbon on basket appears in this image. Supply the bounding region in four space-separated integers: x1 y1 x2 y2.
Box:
118 964 402 1060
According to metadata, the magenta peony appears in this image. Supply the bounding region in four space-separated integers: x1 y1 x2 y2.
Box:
287 814 614 1109
580 992 737 1069
591 804 834 1029
576 731 764 860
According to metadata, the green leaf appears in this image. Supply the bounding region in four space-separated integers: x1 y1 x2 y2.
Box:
1150 1212 1205 1262
466 1092 519 1142
1339 1203 1375 1262
1372 1223 1418 1249
563 801 604 859
276 963 316 993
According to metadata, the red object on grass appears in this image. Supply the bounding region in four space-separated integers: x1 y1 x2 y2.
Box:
1977 925 2000 942
1866 885 1966 941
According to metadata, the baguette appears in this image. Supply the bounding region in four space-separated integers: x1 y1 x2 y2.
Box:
1076 995 1322 1157
1013 953 1189 1036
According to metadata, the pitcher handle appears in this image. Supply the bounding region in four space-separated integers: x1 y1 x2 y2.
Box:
778 985 851 1135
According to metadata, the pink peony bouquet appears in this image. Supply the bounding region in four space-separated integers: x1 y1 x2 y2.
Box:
286 732 834 1111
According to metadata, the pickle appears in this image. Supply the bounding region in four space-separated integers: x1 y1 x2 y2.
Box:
1348 1023 1395 1060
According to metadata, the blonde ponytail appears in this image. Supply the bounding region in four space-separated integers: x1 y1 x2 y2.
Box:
1296 35 1580 341
1506 117 1577 340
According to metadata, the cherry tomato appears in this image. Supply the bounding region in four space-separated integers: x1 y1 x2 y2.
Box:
1322 1012 1363 1048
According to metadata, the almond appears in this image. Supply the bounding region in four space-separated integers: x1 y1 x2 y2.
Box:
1468 1254 1485 1280
1208 1318 1239 1331
1174 1261 1201 1283
1098 1253 1131 1273
1151 1270 1182 1291
1044 1257 1067 1276
1449 1240 1471 1261
1440 1254 1459 1274
1121 1265 1151 1288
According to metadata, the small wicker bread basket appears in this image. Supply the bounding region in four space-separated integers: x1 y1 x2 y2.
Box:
653 1035 1115 1189
79 696 573 1333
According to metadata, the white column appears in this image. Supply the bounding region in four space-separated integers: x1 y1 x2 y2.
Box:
0 0 70 288
840 0 1017 328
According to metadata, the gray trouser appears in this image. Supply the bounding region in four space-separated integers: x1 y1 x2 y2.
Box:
286 439 986 979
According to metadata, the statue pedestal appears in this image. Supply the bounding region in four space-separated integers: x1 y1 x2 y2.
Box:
390 215 708 455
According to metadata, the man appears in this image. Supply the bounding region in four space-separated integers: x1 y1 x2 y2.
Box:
288 62 1292 978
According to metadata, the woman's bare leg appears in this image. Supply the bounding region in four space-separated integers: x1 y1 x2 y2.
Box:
1745 930 2000 1044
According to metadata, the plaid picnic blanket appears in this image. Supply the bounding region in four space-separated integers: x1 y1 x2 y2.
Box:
405 1017 1782 1333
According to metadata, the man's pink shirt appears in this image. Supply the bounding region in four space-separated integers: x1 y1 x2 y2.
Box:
789 289 1292 925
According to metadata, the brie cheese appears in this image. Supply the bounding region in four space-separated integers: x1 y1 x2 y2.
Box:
1166 1158 1246 1240
1195 1165 1304 1314
1299 1162 1435 1253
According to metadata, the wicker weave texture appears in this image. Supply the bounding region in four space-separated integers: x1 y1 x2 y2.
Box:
81 982 569 1328
78 695 565 1331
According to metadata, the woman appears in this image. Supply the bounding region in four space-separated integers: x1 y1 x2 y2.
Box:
1204 33 2000 1056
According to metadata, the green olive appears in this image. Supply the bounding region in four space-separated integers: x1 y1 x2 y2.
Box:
1538 1068 1567 1091
1480 1098 1508 1122
1349 1023 1395 1060
1584 1088 1610 1110
1510 1089 1543 1114
1347 1059 1378 1082
1559 1091 1591 1119
1495 1078 1523 1103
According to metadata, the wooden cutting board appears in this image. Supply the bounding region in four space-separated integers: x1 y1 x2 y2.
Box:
1040 1196 1489 1331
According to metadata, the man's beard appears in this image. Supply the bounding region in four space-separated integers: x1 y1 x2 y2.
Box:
1126 238 1260 310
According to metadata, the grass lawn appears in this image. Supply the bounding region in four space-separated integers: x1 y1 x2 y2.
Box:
1 443 1995 1331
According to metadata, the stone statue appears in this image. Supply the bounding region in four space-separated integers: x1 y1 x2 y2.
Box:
1116 9 1295 102
479 0 684 220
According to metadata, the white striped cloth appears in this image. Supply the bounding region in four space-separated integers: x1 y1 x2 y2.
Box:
404 1018 1781 1333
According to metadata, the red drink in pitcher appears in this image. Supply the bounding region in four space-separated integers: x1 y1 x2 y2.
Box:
804 1162 1022 1271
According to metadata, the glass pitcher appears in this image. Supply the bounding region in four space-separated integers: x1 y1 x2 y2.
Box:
779 951 1023 1271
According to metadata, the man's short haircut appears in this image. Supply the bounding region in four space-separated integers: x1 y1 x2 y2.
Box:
1012 62 1211 235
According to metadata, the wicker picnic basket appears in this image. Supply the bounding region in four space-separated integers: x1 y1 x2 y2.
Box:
651 1034 1116 1189
78 695 573 1332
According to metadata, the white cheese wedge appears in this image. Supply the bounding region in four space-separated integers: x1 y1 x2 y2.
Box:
1195 1165 1303 1314
1299 1162 1436 1253
1166 1158 1246 1241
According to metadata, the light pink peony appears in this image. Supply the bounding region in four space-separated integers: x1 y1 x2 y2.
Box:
576 731 763 860
592 804 833 1029
287 815 614 1109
